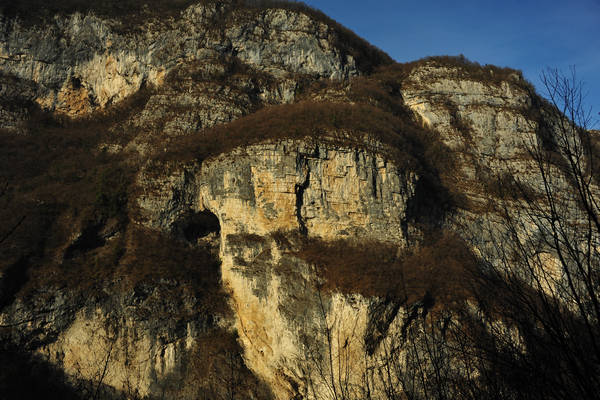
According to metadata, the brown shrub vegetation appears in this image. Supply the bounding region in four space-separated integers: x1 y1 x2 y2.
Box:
295 232 478 308
157 90 463 218
301 61 465 158
116 225 227 314
0 121 130 268
183 329 273 399
0 96 147 299
476 167 540 203
162 100 452 173
397 55 534 90
164 55 276 90
20 223 227 319
162 101 412 164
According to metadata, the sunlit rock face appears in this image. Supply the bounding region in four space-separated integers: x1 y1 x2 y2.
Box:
137 138 418 398
139 139 416 242
0 3 357 122
0 278 222 398
400 64 547 254
403 64 536 183
0 3 387 397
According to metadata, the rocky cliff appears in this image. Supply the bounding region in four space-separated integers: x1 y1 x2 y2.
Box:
0 0 387 129
1 2 596 400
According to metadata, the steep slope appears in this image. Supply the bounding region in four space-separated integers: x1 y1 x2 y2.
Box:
1 2 596 400
133 59 539 398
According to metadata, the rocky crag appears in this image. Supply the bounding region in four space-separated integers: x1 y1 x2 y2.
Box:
1 1 596 399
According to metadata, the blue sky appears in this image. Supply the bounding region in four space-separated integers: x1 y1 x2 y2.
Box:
303 0 600 126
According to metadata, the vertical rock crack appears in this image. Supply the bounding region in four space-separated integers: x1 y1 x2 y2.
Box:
295 163 311 236
371 156 378 199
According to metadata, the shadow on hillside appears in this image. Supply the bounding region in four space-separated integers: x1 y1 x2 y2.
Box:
0 342 121 400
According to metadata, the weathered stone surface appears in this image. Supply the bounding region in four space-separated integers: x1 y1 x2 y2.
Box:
138 139 416 242
0 278 221 398
137 138 417 398
0 3 381 396
401 63 549 251
0 3 359 124
403 63 536 177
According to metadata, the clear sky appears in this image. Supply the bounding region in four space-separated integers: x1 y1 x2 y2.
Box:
302 0 600 127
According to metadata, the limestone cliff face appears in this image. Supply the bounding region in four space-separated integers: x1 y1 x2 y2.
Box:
403 64 537 187
139 139 416 241
399 63 590 313
0 3 394 398
130 63 573 398
0 2 359 125
0 275 224 398
138 139 417 398
400 63 549 253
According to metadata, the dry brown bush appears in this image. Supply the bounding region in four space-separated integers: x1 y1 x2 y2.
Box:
116 226 227 313
0 96 144 300
184 329 273 399
295 232 478 308
154 88 463 219
1 122 128 259
162 99 450 172
398 55 534 90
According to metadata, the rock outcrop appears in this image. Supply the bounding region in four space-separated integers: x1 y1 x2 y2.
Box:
0 1 365 124
137 139 417 398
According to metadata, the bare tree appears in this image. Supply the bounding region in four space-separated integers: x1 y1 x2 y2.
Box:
0 181 25 246
468 67 600 399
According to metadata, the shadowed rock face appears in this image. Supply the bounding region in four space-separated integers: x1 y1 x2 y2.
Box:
0 2 583 400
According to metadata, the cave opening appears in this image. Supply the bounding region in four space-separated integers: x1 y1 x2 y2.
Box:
63 223 105 260
70 76 82 89
171 210 221 246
